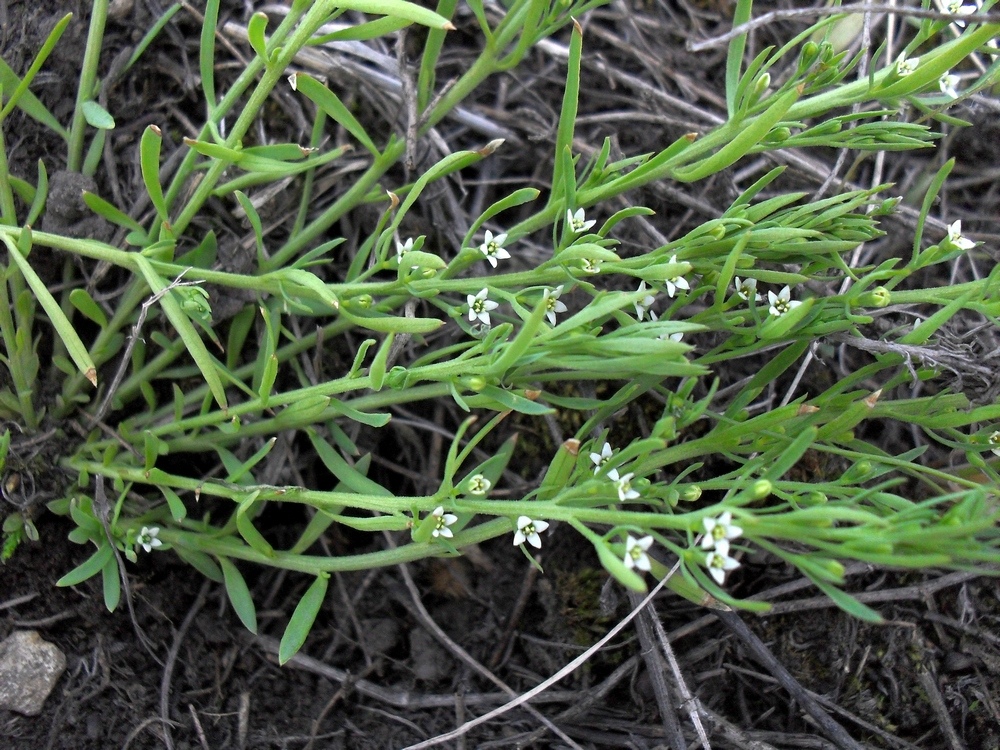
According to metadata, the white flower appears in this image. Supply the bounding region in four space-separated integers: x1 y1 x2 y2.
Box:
701 511 743 550
580 257 602 274
544 286 568 326
634 282 657 321
624 535 654 571
430 506 458 538
396 237 414 258
589 441 620 481
734 276 759 302
478 230 510 268
615 472 640 502
467 288 499 325
513 516 550 549
137 526 162 553
566 208 596 235
896 53 919 77
705 547 740 584
946 220 975 251
767 286 802 317
939 73 960 99
665 255 690 298
467 474 491 495
988 430 1000 457
942 0 977 27
659 331 684 342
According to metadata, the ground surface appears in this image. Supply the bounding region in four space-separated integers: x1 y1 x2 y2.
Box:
2 1 1000 749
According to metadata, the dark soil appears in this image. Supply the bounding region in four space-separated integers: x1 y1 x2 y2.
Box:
3 1 1000 749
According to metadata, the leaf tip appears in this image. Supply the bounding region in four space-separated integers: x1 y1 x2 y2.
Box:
85 368 97 387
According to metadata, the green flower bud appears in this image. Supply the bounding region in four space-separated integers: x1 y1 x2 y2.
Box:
753 72 771 95
709 224 727 240
751 479 772 499
680 485 702 502
765 126 792 143
872 196 902 216
853 286 891 309
800 490 827 507
799 41 820 70
353 294 373 310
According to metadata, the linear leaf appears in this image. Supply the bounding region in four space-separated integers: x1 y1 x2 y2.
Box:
278 574 329 664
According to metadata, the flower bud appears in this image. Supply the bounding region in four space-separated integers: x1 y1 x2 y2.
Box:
751 479 772 499
852 286 891 309
709 224 727 240
753 72 771 96
799 41 820 70
680 485 702 502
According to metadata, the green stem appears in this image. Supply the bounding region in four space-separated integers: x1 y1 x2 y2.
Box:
67 0 109 172
0 124 16 225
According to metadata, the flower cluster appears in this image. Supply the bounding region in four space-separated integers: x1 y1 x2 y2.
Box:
701 512 742 584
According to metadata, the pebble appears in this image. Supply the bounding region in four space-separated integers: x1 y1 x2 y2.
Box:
0 630 66 716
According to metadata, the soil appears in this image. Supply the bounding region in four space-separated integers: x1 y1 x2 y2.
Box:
3 1 1000 749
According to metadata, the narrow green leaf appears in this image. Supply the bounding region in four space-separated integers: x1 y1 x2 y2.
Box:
57 543 113 587
124 3 182 73
369 333 393 391
161 486 187 522
333 0 454 29
83 191 145 232
200 0 221 112
68 289 107 328
218 556 258 633
4 236 97 386
0 57 67 137
174 546 224 582
308 428 393 497
140 125 168 223
551 19 582 202
0 13 71 124
25 160 48 227
81 100 115 130
726 0 754 118
236 496 276 558
134 255 228 410
101 554 121 612
234 191 264 261
290 73 379 157
247 12 268 58
278 574 329 664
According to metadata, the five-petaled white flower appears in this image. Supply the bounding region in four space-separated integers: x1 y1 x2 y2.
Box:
616 472 640 502
624 535 654 571
430 506 458 538
567 208 596 235
478 230 511 268
590 442 620 481
634 282 657 321
705 547 740 584
665 255 691 298
396 237 414 258
513 516 550 548
137 526 162 553
545 286 568 326
734 276 759 302
701 511 743 551
467 288 499 325
988 430 1000 457
942 0 977 27
580 257 602 274
467 474 491 495
896 53 919 76
946 220 975 251
767 286 802 317
939 73 960 99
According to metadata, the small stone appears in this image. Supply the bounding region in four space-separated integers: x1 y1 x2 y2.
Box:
0 630 66 716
